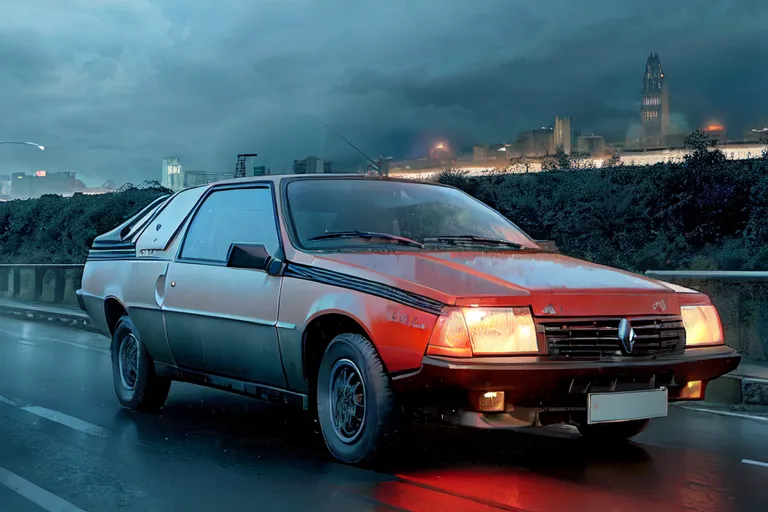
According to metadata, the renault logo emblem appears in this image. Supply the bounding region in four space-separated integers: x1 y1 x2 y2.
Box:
618 318 636 354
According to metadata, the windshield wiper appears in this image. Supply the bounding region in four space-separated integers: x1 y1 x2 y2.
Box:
306 230 424 248
422 235 524 249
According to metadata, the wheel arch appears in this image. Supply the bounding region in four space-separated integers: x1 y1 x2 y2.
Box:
302 310 388 395
104 296 129 335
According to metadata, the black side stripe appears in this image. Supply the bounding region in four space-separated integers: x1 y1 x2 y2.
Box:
87 248 136 259
284 262 445 315
91 241 136 250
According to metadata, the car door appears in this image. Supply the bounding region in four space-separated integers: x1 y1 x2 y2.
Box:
161 184 286 387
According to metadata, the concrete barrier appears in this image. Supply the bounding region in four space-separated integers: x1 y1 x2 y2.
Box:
0 264 83 305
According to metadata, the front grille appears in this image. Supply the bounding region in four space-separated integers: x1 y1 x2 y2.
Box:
539 316 686 358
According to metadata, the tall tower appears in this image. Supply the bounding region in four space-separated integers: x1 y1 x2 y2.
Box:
161 157 183 191
554 116 572 155
641 51 669 147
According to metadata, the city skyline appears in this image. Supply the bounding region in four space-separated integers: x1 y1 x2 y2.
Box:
1 2 766 186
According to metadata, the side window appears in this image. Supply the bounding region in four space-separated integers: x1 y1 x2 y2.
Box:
135 186 207 252
180 187 279 263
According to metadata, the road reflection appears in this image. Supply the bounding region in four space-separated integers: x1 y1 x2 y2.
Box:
114 387 740 512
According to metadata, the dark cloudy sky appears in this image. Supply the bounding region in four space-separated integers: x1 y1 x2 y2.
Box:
1 0 766 186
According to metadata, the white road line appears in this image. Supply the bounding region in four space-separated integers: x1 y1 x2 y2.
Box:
0 466 87 512
742 459 768 468
0 396 22 408
52 339 109 355
675 405 768 423
19 406 110 438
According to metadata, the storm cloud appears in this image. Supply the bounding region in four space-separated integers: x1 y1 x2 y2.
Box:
1 0 766 185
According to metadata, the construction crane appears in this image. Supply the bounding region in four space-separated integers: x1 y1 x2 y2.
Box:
235 153 259 178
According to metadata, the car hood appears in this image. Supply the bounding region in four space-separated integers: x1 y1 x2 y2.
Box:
311 251 685 316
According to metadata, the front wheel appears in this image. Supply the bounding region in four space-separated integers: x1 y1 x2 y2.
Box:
316 333 399 465
111 315 171 412
577 419 650 442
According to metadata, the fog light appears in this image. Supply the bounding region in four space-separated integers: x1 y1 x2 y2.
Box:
478 391 505 412
680 380 703 399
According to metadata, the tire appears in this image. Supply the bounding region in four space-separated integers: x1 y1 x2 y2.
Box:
110 315 171 412
316 333 399 465
577 419 650 442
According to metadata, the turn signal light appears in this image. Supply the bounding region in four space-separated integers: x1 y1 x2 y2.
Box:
679 380 703 399
681 305 724 347
477 391 505 412
426 309 473 357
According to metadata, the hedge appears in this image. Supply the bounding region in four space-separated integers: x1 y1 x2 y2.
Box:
0 185 170 264
437 142 768 272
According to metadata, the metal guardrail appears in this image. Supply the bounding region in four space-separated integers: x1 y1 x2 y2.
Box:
646 270 768 282
0 263 85 303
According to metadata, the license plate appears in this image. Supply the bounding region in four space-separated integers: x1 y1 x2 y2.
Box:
587 388 668 425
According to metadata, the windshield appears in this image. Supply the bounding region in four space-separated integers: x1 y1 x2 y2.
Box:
285 178 538 250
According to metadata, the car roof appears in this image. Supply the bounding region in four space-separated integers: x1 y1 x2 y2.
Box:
204 173 438 189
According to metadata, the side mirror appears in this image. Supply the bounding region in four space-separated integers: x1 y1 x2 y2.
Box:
226 243 283 275
536 240 560 253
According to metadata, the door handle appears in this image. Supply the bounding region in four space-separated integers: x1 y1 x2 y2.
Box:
154 263 170 307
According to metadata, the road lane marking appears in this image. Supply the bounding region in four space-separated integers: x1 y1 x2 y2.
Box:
0 466 87 512
20 406 110 438
0 396 22 408
742 459 768 468
0 395 110 438
675 405 768 423
50 339 109 355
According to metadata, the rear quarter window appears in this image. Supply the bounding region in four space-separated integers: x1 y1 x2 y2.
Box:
135 186 207 252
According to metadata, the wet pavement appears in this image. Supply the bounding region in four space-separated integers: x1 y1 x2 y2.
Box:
0 317 766 511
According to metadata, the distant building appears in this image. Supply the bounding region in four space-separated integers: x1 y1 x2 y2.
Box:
473 145 488 162
554 116 572 155
293 156 331 174
183 171 237 188
10 171 80 197
640 51 670 147
576 135 607 157
514 128 554 158
162 157 183 191
744 127 768 142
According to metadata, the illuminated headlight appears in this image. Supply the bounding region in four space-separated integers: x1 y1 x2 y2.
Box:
680 305 724 347
426 307 538 357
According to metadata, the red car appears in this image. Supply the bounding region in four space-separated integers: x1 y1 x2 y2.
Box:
78 175 740 465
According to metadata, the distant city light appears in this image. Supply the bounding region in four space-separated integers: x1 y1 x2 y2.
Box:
35 170 47 177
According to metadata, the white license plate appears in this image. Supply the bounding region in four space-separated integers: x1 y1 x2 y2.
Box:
587 388 668 425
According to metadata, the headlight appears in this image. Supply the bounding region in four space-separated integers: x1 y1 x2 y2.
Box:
681 305 724 347
426 307 538 357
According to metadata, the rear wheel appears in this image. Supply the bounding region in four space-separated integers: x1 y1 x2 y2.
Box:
111 315 171 412
316 333 399 465
577 419 650 442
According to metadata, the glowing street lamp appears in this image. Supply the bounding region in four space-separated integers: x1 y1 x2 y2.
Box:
0 141 45 151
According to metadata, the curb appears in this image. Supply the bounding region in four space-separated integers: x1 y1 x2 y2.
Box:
0 304 98 333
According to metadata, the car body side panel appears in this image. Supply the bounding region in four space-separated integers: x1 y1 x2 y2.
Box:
161 263 286 387
80 258 175 364
277 276 439 392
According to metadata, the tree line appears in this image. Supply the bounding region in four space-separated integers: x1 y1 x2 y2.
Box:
2 132 767 272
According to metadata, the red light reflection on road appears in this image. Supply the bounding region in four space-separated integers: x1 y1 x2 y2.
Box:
377 457 732 512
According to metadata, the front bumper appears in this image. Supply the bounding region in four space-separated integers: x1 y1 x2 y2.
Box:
392 346 740 411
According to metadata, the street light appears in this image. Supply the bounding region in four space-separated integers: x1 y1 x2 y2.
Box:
0 141 45 151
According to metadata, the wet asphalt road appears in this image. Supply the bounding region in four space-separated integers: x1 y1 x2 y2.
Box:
0 318 766 512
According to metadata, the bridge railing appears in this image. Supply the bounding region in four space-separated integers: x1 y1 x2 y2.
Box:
0 264 84 304
645 270 768 361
